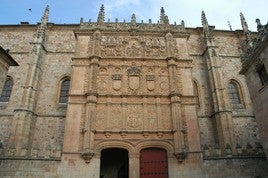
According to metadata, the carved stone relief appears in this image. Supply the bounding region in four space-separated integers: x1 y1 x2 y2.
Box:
126 105 143 130
88 34 177 58
147 105 157 131
110 105 123 129
161 105 172 130
96 64 171 95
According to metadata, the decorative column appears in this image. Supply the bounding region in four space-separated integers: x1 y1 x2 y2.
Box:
81 55 99 163
165 33 186 161
201 11 236 154
129 153 140 178
7 6 49 157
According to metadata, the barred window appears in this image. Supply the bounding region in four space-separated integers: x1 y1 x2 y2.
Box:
0 78 13 102
59 79 70 104
228 82 241 105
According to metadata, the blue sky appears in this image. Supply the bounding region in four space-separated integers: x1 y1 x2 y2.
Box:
0 0 267 31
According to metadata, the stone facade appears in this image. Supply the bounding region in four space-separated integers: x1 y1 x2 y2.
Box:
0 5 267 178
240 15 268 159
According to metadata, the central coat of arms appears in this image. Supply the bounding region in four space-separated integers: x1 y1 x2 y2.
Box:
127 66 141 90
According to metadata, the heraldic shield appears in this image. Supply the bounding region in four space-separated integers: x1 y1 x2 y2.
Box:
146 75 155 91
127 66 141 90
112 74 122 91
129 76 140 90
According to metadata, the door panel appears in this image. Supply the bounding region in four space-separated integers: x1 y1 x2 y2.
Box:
140 148 168 178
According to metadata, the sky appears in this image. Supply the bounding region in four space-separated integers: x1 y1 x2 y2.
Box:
0 0 267 31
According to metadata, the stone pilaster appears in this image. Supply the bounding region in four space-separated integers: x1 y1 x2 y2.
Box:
7 6 49 157
201 11 236 154
82 56 99 158
167 57 186 160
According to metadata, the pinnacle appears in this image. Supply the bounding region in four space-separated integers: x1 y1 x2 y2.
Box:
41 5 49 23
201 10 208 27
131 13 136 25
97 4 105 24
240 12 249 32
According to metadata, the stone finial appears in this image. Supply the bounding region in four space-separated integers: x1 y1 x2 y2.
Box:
240 12 252 47
131 13 136 26
201 10 209 30
160 7 165 24
256 18 263 31
160 7 169 25
181 20 185 27
228 21 232 31
97 4 105 24
240 12 249 33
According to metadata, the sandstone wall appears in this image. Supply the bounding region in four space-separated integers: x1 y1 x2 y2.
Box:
188 30 261 149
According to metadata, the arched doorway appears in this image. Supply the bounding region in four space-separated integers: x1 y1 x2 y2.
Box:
140 148 168 178
100 148 129 178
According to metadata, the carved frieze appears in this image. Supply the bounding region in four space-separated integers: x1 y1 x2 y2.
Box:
88 35 177 58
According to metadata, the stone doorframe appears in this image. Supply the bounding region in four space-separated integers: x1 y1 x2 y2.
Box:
94 140 174 178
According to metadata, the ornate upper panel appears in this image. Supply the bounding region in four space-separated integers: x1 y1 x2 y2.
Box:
82 32 186 59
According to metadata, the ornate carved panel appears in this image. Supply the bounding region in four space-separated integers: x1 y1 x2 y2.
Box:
88 34 177 58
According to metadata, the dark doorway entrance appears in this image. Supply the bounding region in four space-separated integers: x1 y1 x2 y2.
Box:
100 148 129 178
140 148 168 178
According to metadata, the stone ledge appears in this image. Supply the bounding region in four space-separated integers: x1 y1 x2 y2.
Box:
0 156 61 161
203 155 266 160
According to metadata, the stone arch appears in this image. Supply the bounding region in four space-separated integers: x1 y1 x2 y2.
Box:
95 140 136 156
135 140 174 157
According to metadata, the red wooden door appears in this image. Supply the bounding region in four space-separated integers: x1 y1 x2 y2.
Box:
140 148 168 178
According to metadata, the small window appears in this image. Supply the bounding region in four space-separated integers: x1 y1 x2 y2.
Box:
257 65 268 85
0 78 13 102
228 82 241 105
193 80 200 107
59 79 70 104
